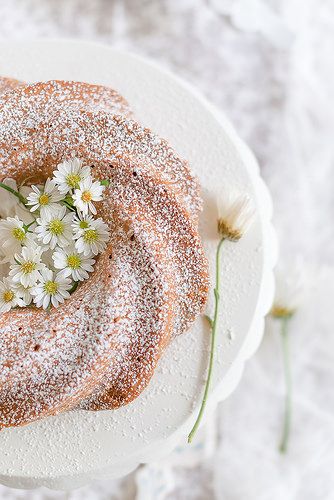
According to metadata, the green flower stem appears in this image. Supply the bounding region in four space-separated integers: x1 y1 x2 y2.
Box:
61 200 76 212
0 182 27 205
62 195 78 213
188 237 225 443
24 220 36 231
100 179 110 187
69 281 79 295
279 317 292 453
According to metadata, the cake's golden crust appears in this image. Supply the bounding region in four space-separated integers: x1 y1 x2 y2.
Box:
0 79 133 117
0 76 23 95
0 80 209 428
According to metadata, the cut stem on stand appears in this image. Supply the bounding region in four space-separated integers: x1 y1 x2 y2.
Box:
188 237 225 443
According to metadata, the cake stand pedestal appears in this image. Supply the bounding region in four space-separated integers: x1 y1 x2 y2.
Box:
0 40 277 490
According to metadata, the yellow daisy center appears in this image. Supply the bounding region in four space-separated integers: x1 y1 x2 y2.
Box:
39 193 50 206
81 191 92 203
49 219 64 236
66 173 81 189
79 220 89 229
271 306 295 319
21 261 36 274
67 254 81 270
44 281 58 295
3 290 14 303
12 227 26 242
83 229 98 243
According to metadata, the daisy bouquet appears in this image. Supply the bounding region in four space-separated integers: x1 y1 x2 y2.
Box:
0 158 110 314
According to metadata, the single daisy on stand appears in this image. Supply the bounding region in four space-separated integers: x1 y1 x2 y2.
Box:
26 178 63 218
217 189 255 241
271 259 306 454
31 268 72 309
188 188 255 443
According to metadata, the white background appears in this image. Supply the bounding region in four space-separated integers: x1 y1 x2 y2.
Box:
0 1 333 499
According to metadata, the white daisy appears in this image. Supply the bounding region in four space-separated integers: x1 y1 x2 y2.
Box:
0 216 35 260
73 178 105 215
26 178 63 218
9 243 45 287
71 213 95 237
12 281 33 306
53 245 95 281
53 158 91 194
74 218 110 256
35 206 73 249
217 189 255 241
0 277 26 313
31 268 72 309
272 258 307 318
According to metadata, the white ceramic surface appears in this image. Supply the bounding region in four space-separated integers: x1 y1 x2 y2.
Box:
0 39 277 490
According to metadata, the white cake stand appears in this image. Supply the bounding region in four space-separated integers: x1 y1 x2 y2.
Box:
0 40 277 490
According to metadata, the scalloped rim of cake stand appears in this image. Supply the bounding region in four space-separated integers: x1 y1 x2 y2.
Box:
0 39 278 490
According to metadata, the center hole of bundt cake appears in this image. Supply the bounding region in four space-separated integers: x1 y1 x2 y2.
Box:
0 158 111 315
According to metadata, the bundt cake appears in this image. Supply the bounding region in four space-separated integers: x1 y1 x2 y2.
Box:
0 78 209 429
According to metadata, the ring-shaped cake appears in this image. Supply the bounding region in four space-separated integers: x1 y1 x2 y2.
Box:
0 79 209 429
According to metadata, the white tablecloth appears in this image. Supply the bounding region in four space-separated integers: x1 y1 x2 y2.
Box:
0 1 333 498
